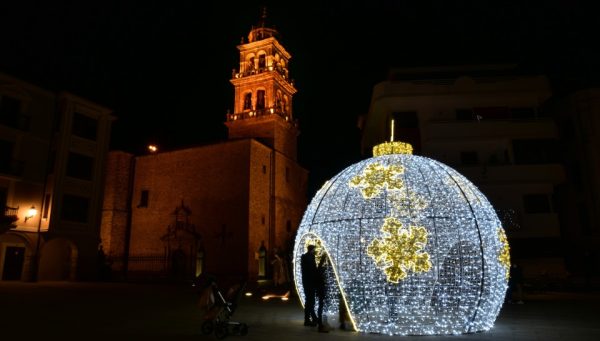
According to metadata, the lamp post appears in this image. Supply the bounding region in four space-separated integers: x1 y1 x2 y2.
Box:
29 95 58 282
30 203 42 282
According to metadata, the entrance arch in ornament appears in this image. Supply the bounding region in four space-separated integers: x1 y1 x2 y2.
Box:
294 232 353 330
38 238 78 281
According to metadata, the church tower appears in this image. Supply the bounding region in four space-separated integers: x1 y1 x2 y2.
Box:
226 8 299 160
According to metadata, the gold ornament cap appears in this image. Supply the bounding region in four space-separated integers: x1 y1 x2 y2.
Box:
373 141 413 156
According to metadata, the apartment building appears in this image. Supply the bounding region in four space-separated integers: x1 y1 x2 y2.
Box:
360 65 569 282
0 72 114 281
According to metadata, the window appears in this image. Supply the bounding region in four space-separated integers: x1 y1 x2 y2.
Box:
523 194 552 213
0 95 21 127
0 187 7 208
66 152 94 180
456 109 473 121
510 107 535 120
42 194 51 219
0 139 13 173
258 54 266 69
72 112 98 140
579 205 591 235
473 107 510 120
262 165 267 174
390 112 420 151
512 139 558 165
139 190 149 208
460 151 479 165
61 194 90 223
243 93 252 110
261 215 265 225
256 90 265 109
391 112 418 129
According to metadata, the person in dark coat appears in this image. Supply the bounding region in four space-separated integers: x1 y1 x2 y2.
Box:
316 254 330 332
300 244 318 326
507 263 524 304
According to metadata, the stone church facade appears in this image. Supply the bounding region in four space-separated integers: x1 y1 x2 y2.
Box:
100 13 308 284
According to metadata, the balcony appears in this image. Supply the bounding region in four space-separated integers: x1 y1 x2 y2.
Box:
1 206 19 233
423 118 557 141
457 163 565 184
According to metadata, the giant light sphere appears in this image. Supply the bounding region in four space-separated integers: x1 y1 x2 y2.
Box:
293 142 510 336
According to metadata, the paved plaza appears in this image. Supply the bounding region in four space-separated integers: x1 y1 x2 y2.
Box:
1 281 599 340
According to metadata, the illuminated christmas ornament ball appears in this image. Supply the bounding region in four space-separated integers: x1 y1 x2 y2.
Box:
293 141 510 336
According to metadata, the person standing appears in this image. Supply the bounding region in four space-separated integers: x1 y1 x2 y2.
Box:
316 254 330 333
300 244 318 326
507 263 524 304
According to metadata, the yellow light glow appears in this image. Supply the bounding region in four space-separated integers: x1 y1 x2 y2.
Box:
148 145 158 153
373 141 413 156
498 227 511 280
261 290 290 301
245 292 253 297
24 205 37 222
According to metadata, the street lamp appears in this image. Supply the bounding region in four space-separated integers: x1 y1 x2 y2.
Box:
24 205 37 222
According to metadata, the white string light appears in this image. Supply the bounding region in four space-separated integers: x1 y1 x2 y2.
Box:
293 143 509 336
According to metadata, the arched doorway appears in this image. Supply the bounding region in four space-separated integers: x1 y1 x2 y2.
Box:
0 232 32 281
171 249 187 279
38 238 78 281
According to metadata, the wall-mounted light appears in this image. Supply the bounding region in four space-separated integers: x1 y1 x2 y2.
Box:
24 205 37 222
148 145 158 153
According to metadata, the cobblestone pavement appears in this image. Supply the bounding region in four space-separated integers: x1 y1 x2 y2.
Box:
1 281 599 340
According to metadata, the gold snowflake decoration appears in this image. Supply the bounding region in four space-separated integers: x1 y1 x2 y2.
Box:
497 227 511 280
367 217 431 283
349 163 405 199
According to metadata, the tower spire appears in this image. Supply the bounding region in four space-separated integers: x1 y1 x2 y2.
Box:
260 6 267 27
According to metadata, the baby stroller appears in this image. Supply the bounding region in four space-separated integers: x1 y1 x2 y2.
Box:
196 274 248 339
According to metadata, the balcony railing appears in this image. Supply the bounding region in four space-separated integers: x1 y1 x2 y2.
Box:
1 205 19 233
227 107 298 127
233 65 290 81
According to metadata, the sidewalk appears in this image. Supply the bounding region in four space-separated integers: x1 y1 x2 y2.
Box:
1 281 599 340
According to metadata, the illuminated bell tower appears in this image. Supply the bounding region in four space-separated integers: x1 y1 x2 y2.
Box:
226 8 299 160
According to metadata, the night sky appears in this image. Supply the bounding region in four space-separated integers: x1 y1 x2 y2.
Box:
1 1 598 196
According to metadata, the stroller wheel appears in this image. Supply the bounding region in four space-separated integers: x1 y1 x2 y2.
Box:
215 323 228 339
201 321 214 335
239 323 248 336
